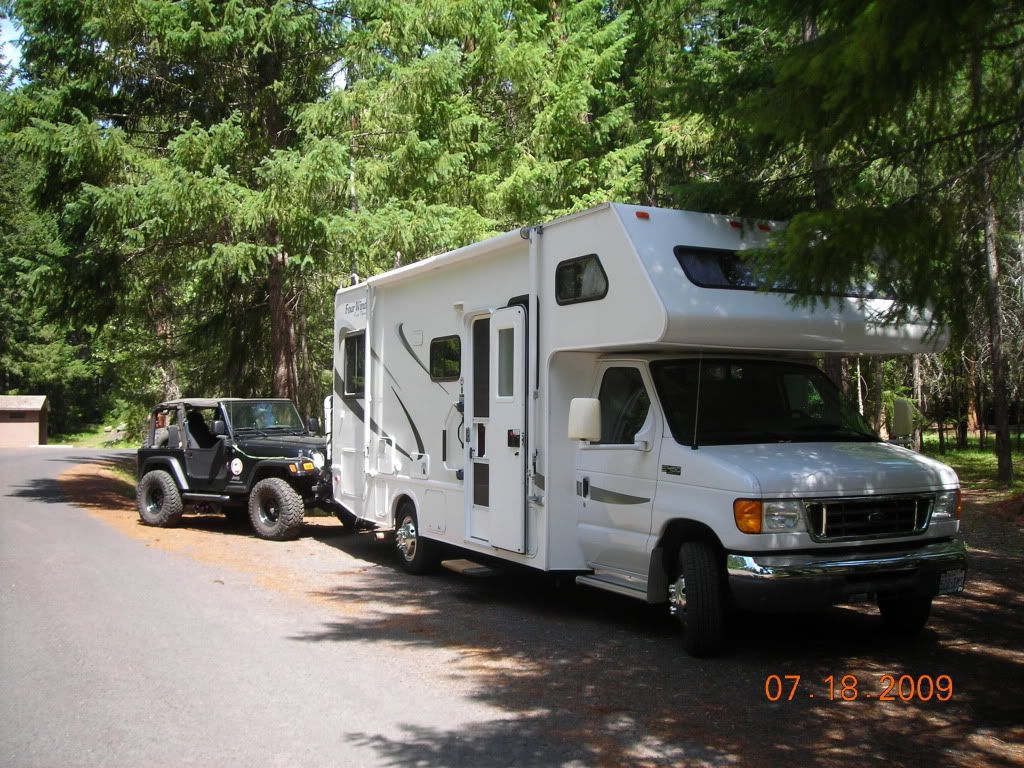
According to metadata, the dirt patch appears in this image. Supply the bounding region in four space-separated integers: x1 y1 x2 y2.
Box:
58 462 394 609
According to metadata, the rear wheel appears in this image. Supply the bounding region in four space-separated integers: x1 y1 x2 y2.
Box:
248 478 304 541
137 470 184 527
878 595 932 635
671 541 728 657
395 501 438 574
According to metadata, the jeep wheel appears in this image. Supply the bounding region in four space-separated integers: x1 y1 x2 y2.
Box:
248 478 304 541
672 541 728 657
878 595 932 635
137 470 184 527
395 501 438 574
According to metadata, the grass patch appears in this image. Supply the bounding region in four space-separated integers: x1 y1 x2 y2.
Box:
921 433 1024 497
50 423 137 449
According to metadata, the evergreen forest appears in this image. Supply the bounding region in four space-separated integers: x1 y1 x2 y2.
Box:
0 0 1021 483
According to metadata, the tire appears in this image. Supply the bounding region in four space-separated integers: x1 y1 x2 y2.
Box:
394 501 438 574
674 541 728 657
878 595 932 635
248 478 304 541
137 469 184 527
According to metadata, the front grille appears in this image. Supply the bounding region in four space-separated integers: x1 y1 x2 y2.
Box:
804 495 932 542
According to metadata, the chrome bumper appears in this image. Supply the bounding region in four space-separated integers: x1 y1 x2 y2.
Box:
725 538 967 611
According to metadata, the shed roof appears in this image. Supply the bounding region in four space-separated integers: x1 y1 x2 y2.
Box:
0 395 48 412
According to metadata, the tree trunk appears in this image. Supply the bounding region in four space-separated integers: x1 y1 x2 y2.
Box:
269 248 299 401
913 354 923 451
972 48 1014 484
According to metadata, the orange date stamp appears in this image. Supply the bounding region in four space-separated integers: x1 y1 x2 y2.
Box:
763 674 954 702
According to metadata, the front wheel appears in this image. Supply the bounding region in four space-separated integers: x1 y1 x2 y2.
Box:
394 502 438 574
248 478 304 541
671 541 728 657
878 595 932 635
137 470 184 527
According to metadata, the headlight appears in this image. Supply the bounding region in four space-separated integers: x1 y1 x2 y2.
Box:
932 489 961 520
734 499 808 533
763 500 806 531
310 450 325 470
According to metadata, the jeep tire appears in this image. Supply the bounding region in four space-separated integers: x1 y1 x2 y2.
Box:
248 477 304 541
137 469 184 527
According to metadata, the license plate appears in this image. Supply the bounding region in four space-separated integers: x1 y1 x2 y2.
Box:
939 569 966 595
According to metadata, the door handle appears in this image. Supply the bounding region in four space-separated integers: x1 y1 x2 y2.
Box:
582 477 590 497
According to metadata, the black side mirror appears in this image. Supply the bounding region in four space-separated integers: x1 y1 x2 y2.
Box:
213 420 228 437
306 416 319 435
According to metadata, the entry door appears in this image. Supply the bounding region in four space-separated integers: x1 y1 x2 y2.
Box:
488 306 527 553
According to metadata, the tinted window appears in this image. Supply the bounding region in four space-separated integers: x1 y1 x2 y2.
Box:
430 335 461 381
674 245 887 298
596 367 650 445
344 333 365 397
650 359 877 446
555 254 608 305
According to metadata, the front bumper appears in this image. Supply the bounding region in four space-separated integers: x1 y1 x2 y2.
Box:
726 538 967 612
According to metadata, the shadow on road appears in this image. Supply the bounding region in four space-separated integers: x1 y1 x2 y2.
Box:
297 529 1024 768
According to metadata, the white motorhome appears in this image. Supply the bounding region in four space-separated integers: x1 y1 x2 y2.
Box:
327 203 966 655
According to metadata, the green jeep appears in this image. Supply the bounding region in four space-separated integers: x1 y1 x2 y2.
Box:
136 398 328 540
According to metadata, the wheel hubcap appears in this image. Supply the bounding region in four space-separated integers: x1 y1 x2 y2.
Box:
261 495 280 524
668 575 687 616
396 517 417 561
146 489 163 514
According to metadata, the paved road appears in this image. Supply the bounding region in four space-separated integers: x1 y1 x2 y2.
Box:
2 449 1022 767
0 449 511 767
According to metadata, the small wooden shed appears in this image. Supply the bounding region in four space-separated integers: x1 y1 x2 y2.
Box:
0 395 49 447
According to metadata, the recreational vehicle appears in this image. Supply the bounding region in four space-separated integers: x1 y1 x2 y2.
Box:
327 203 967 655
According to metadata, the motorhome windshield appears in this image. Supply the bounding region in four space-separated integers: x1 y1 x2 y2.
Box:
650 359 877 446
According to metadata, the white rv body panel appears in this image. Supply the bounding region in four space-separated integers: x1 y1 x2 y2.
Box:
329 204 963 617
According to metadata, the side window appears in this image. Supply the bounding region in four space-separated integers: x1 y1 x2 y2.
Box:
429 335 461 381
344 332 365 397
596 367 651 445
555 254 608 305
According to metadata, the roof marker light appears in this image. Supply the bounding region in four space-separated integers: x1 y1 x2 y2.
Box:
635 211 650 220
728 220 742 229
757 223 772 232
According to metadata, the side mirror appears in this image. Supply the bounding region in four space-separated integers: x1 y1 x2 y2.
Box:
568 398 601 442
892 398 914 438
306 416 320 435
212 420 227 437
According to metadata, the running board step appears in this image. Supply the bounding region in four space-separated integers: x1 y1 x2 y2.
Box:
442 559 497 577
575 574 647 600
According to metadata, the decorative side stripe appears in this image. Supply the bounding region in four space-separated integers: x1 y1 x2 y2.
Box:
392 388 425 456
334 369 414 461
588 485 651 505
397 323 430 376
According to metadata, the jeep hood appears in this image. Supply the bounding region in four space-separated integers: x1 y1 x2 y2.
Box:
233 434 327 458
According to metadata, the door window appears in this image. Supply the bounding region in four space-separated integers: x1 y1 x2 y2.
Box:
596 367 650 445
344 332 365 397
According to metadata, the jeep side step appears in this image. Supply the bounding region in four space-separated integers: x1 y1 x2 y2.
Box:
442 559 498 577
181 492 232 502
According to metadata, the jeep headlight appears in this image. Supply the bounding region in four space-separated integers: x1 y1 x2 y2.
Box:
734 499 807 533
310 450 325 470
932 489 961 520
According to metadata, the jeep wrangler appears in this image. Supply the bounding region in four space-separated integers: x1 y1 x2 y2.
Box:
136 398 329 540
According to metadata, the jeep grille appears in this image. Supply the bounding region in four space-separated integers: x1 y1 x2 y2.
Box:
804 495 933 542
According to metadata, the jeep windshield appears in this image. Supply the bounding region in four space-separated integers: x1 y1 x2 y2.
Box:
650 359 878 446
224 400 305 434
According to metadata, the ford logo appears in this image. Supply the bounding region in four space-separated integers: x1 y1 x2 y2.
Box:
868 510 889 524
